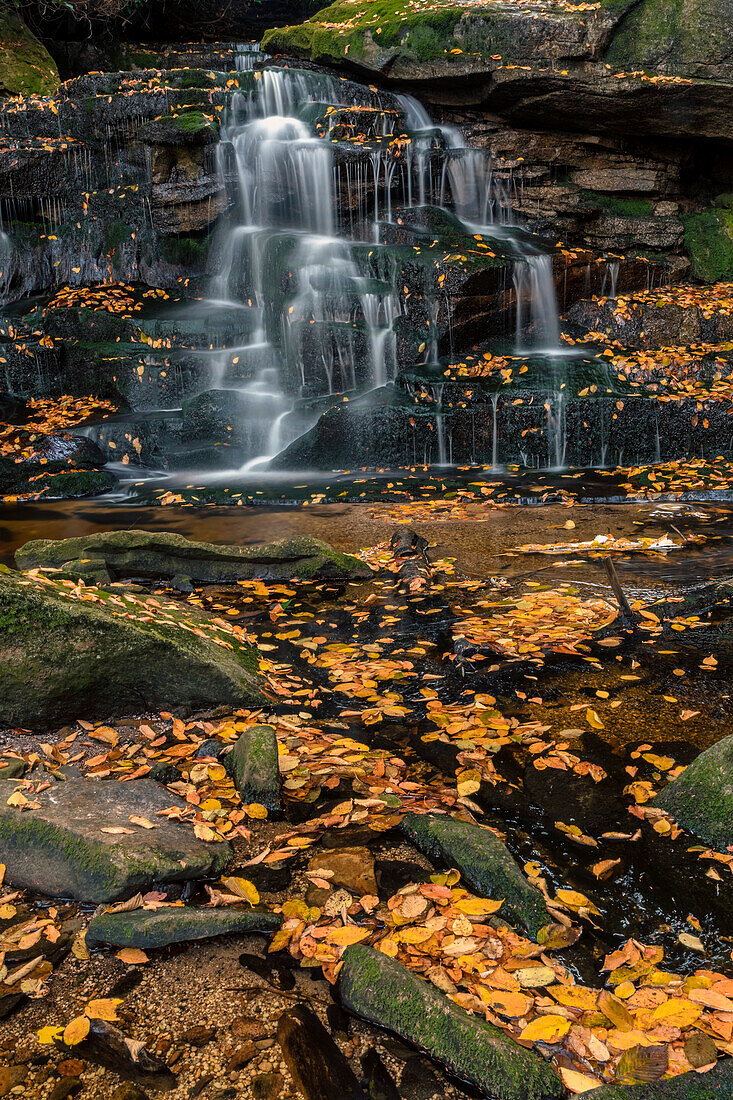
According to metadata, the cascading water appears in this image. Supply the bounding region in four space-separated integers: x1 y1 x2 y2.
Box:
184 61 565 470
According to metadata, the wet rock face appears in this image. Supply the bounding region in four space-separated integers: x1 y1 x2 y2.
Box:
586 1056 733 1098
654 734 733 850
0 567 262 727
0 778 232 903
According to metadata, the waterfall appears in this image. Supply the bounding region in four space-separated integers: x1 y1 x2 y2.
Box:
187 62 564 471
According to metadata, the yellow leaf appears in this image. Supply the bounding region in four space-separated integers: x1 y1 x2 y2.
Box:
246 803 268 820
455 897 503 916
63 1016 91 1046
37 1026 64 1044
85 998 121 1022
652 997 702 1028
328 925 372 947
559 1067 601 1093
221 876 260 906
519 1015 570 1043
549 984 599 1011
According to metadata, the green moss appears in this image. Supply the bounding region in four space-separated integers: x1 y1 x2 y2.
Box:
86 906 282 949
0 9 59 97
400 812 549 938
161 232 213 268
605 0 728 78
583 193 655 217
340 946 564 1099
683 208 733 283
263 1 468 64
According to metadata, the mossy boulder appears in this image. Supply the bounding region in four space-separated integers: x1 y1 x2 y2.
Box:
684 207 733 283
587 1057 733 1097
400 812 549 939
0 778 232 903
0 9 59 98
86 905 281 949
339 946 563 1100
654 735 733 849
0 569 263 728
224 724 283 816
15 529 372 584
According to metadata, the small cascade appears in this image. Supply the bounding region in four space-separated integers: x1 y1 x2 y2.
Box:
513 252 562 353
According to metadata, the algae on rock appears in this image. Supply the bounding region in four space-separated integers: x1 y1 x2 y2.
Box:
0 569 263 728
339 945 564 1100
0 9 59 97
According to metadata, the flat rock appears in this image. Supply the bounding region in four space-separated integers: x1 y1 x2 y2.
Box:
15 530 372 584
339 946 563 1100
0 778 231 903
400 812 549 939
588 1058 733 1097
86 905 281 949
654 735 733 849
225 725 283 816
0 569 262 728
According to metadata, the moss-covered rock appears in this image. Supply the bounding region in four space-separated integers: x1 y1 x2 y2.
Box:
0 778 232 903
138 109 220 146
587 1057 733 1097
0 9 59 98
224 724 283 816
0 569 262 728
15 529 372 584
604 0 733 81
339 946 563 1100
684 207 733 283
400 812 549 939
86 904 281 949
654 734 733 849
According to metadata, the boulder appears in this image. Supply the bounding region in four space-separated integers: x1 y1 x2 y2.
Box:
225 725 283 816
587 1057 733 1097
0 459 117 502
339 946 563 1100
86 905 281 949
400 812 549 939
15 529 372 584
0 9 59 97
654 735 733 850
0 778 232 903
0 569 262 728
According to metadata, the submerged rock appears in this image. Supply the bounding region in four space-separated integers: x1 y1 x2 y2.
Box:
86 905 281 949
224 725 283 816
339 946 563 1100
654 735 733 849
587 1057 733 1097
277 1004 368 1100
0 778 231 903
400 812 549 939
15 530 372 584
0 569 262 727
